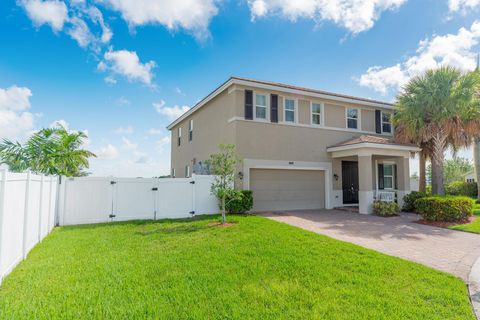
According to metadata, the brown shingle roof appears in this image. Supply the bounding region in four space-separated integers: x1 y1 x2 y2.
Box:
330 135 417 148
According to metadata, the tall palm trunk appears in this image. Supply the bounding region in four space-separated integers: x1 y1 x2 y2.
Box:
474 138 480 202
419 150 427 193
431 131 447 195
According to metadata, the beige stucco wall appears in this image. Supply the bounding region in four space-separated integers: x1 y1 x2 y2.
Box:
170 90 236 177
324 104 345 128
170 83 395 179
361 109 375 132
298 99 310 125
234 121 360 163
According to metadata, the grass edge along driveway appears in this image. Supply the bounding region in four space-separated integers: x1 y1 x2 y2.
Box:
0 215 475 320
450 203 480 234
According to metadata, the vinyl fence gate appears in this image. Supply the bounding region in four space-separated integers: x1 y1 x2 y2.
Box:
58 175 218 226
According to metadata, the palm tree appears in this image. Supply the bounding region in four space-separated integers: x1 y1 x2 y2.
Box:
394 66 480 195
473 57 480 202
0 125 96 176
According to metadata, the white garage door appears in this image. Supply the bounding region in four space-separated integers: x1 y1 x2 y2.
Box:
250 169 325 212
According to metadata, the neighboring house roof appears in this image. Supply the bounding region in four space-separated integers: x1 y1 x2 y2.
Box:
167 76 394 130
327 135 420 152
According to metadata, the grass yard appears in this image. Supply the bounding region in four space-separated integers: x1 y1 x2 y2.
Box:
450 203 480 234
0 215 474 320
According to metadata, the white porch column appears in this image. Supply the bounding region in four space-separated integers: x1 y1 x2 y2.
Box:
396 156 411 209
358 155 374 214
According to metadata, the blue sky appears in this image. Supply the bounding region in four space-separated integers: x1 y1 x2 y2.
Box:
1 0 479 176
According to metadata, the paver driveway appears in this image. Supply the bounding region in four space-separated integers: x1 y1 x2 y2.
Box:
262 210 480 281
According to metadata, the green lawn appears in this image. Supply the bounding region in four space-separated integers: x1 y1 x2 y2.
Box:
0 215 474 319
450 203 480 234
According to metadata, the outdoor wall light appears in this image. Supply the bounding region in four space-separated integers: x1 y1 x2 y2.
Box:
238 171 244 180
333 173 339 181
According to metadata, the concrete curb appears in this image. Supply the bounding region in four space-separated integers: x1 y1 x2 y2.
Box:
469 256 480 320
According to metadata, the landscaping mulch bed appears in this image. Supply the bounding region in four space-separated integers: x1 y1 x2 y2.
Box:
416 216 477 228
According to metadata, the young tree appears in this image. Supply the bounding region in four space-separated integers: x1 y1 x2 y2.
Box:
206 144 242 224
0 125 96 176
394 66 480 195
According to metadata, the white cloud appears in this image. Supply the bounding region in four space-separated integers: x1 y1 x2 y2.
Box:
21 0 68 32
104 76 117 85
449 0 480 13
358 20 480 94
116 97 130 106
247 0 406 34
0 85 35 140
122 137 138 151
101 0 219 40
96 144 119 159
157 136 170 149
99 48 156 85
66 16 93 47
50 119 69 129
153 100 189 120
114 125 134 134
0 86 32 111
148 128 163 135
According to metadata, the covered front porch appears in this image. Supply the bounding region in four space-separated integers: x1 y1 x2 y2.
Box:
327 135 421 214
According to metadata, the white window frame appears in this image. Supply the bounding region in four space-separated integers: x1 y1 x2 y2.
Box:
185 165 190 178
254 93 269 121
283 98 297 123
310 101 324 126
177 127 182 146
382 163 395 190
381 111 392 134
188 119 193 142
345 107 360 130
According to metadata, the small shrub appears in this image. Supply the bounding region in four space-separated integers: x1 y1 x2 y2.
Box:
373 201 400 217
402 191 427 212
225 190 253 214
414 196 474 222
445 181 477 198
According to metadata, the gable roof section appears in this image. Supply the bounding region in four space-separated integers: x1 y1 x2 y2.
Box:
167 77 394 130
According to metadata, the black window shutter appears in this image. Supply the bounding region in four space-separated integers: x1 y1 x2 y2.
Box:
378 164 384 190
270 94 278 123
394 164 398 189
245 90 253 120
375 110 382 134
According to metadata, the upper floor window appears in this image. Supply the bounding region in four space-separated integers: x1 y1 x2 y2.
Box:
171 168 176 178
284 99 296 123
188 120 193 142
177 127 182 146
255 94 267 120
311 102 322 125
346 108 359 129
382 112 392 133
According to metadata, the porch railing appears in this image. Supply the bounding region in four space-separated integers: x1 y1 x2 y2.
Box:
376 191 396 202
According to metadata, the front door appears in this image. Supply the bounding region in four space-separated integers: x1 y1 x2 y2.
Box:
342 161 359 204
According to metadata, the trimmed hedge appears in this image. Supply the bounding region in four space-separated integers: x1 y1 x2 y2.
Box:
226 190 253 214
445 181 477 198
373 201 400 217
402 191 427 212
414 196 474 222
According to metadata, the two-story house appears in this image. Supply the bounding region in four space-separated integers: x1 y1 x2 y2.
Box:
167 77 420 214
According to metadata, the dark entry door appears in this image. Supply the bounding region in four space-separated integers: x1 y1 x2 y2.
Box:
342 161 359 204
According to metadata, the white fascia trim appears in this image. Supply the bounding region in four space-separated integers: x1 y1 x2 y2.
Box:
167 78 393 130
327 142 421 153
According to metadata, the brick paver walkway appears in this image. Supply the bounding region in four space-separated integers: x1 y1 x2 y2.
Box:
262 210 480 281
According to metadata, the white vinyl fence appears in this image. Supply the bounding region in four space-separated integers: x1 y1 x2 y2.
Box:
58 175 218 226
0 169 58 284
